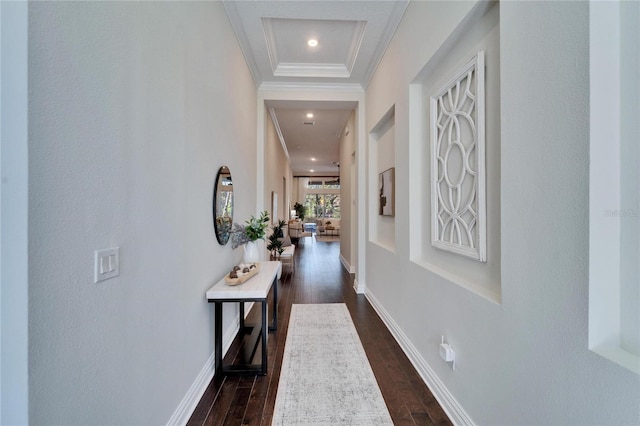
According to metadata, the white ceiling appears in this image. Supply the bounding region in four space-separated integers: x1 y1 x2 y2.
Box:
223 0 409 176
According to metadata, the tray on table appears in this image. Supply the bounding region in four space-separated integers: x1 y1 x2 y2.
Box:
224 263 260 286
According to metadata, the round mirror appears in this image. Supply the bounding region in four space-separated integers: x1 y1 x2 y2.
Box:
213 166 233 245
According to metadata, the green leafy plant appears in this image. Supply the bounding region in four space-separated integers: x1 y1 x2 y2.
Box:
293 202 305 221
231 211 270 249
266 219 287 258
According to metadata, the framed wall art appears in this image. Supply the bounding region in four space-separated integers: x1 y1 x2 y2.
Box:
379 167 395 216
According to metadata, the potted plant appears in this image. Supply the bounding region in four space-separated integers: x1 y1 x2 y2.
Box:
266 220 287 259
231 210 269 262
293 202 305 221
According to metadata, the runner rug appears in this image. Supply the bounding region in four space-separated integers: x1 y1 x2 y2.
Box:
272 303 393 425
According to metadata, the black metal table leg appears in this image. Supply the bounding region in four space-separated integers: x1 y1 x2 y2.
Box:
239 301 245 331
261 300 268 375
214 301 223 376
270 276 278 331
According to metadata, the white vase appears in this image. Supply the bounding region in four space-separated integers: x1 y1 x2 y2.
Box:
243 241 259 263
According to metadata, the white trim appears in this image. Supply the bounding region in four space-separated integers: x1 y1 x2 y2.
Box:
346 21 367 77
221 1 260 88
256 99 266 229
340 253 355 274
353 278 365 294
365 290 474 426
166 317 240 425
411 258 500 305
262 17 280 74
259 82 364 93
274 62 351 79
408 82 424 261
166 353 214 426
360 0 409 90
268 107 290 163
263 19 364 79
356 102 367 296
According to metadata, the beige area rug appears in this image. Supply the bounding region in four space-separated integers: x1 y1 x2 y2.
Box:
314 235 340 243
272 304 393 425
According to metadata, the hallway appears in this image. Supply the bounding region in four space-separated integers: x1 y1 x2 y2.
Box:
188 241 451 425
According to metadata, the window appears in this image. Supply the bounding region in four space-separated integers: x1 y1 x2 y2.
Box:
307 180 324 189
306 178 339 189
305 194 340 219
301 177 340 219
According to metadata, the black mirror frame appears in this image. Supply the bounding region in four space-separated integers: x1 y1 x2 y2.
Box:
213 166 233 245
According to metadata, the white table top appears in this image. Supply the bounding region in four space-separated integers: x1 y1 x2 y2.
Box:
206 261 281 300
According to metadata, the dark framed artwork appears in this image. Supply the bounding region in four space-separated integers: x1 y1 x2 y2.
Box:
379 167 395 216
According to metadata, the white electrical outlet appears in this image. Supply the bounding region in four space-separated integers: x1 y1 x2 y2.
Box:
440 336 456 370
94 247 120 283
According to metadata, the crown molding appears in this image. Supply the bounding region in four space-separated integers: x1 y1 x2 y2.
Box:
361 0 409 90
268 107 291 163
259 82 364 93
274 63 351 78
222 1 261 88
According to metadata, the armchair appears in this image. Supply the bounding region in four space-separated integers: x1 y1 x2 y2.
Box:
288 220 312 244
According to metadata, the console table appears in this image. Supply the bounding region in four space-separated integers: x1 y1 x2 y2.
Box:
206 261 281 376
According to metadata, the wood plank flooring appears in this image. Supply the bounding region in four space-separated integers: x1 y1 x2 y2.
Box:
188 239 452 426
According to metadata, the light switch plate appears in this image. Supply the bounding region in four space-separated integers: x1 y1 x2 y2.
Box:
94 247 120 283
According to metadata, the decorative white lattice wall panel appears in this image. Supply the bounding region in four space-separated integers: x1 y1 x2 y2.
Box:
430 52 486 262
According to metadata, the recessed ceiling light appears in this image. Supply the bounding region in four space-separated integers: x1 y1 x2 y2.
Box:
311 157 316 161
310 169 315 173
307 39 318 47
306 113 314 118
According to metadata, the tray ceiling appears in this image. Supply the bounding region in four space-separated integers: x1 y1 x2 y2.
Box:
223 1 408 176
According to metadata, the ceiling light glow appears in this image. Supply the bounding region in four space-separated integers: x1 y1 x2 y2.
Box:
307 39 318 47
311 157 316 161
306 113 314 118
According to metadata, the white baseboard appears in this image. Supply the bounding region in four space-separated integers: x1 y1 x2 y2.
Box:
167 316 240 425
353 278 365 294
339 253 355 274
365 290 474 426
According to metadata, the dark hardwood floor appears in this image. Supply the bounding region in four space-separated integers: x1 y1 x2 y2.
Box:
188 238 452 426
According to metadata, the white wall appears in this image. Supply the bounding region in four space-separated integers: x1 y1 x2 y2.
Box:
339 110 356 271
1 2 29 424
28 2 256 424
265 111 293 226
619 0 640 358
365 1 640 424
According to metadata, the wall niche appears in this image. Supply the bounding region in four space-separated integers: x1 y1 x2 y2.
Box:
409 1 501 303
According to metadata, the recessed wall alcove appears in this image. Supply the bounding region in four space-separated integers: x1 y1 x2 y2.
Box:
408 1 501 303
588 0 640 375
368 105 395 251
